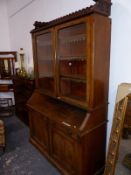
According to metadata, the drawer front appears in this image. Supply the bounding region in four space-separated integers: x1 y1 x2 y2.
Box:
52 122 77 140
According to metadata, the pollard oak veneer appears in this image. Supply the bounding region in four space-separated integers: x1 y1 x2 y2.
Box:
27 0 112 174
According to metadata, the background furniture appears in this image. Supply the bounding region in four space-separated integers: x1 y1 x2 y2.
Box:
0 84 13 92
27 0 112 175
13 77 34 125
0 120 5 152
0 98 13 117
0 51 17 114
0 52 17 80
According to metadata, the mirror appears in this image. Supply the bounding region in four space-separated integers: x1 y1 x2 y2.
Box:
0 52 17 80
104 83 131 175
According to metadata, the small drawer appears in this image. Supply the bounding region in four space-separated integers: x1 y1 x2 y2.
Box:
0 85 9 92
52 121 77 139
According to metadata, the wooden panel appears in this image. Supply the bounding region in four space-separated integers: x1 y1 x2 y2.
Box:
50 124 81 175
88 14 111 108
28 1 112 174
27 92 108 175
29 110 49 152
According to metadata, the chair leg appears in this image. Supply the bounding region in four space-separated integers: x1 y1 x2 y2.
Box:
0 98 14 117
3 146 5 152
0 146 5 156
0 120 5 154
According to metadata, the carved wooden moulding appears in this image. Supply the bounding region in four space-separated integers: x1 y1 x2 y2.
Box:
31 0 112 32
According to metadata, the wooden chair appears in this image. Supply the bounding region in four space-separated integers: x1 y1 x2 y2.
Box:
0 98 13 117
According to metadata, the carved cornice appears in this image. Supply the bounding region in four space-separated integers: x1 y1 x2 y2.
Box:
93 0 111 16
31 0 112 32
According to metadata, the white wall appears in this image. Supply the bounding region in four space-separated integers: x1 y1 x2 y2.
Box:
0 0 13 103
108 0 131 143
6 0 94 70
5 0 131 145
0 0 10 50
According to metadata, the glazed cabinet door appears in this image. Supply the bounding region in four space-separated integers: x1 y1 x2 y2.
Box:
29 110 49 153
50 122 81 175
56 19 90 108
34 29 56 97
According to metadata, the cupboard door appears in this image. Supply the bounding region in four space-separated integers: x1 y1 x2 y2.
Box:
35 30 55 96
50 124 81 174
29 111 49 152
57 21 88 107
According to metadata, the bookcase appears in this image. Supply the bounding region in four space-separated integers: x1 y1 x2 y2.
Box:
27 1 112 174
57 22 87 107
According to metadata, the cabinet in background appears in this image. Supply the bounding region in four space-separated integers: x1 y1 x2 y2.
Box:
13 77 34 125
0 51 17 80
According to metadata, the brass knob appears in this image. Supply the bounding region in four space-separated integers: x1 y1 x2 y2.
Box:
111 152 115 156
109 160 113 165
113 138 117 143
115 129 119 134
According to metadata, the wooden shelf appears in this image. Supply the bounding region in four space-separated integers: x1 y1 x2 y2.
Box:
60 76 86 82
59 34 86 44
0 84 13 92
59 55 86 60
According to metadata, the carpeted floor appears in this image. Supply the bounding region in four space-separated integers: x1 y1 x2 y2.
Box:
0 116 61 175
1 115 131 175
115 136 131 175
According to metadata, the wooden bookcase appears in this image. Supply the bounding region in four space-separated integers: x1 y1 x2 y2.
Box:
0 51 17 80
27 1 112 175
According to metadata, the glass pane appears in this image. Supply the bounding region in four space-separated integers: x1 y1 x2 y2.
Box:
58 23 87 103
58 23 87 79
59 59 86 79
36 32 54 94
60 78 86 102
0 59 10 79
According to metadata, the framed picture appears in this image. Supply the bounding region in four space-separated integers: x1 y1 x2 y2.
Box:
104 83 131 175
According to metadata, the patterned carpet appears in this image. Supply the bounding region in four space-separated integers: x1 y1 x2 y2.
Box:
0 116 61 175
